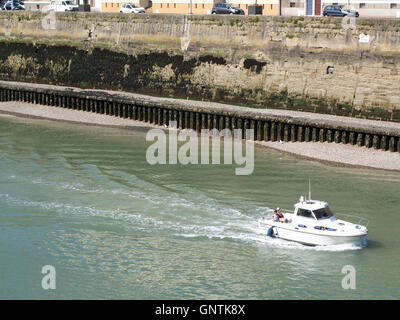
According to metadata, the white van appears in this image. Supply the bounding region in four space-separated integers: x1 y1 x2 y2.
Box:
46 0 77 12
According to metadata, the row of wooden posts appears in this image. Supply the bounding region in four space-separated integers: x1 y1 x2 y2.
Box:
1 86 399 152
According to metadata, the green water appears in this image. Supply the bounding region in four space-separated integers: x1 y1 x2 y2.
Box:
0 114 399 299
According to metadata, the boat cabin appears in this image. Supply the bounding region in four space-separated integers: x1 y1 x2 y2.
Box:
294 200 335 221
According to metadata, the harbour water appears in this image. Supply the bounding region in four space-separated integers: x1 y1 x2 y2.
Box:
0 114 399 299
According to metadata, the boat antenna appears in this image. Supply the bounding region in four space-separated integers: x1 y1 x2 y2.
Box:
308 178 311 201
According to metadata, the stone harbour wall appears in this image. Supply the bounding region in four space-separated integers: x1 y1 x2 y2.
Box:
1 12 400 121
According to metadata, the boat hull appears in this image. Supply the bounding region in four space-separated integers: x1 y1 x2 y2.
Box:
261 222 366 246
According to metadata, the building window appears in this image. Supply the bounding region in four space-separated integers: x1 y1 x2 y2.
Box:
167 3 169 8
202 4 204 8
174 4 176 8
160 4 162 8
246 4 248 9
359 3 365 8
195 4 197 8
332 2 338 5
290 2 295 7
391 3 397 8
270 4 272 9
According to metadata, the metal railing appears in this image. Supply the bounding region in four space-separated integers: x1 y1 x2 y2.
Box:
334 212 370 227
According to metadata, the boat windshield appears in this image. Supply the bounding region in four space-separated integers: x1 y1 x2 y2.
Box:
312 207 333 220
297 208 313 219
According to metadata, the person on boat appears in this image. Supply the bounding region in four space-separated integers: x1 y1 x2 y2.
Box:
276 208 287 223
272 209 279 222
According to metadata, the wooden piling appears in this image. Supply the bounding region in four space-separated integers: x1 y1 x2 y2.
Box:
256 121 262 141
196 113 200 133
123 103 128 118
207 113 212 130
225 116 231 133
334 130 340 143
237 118 243 138
397 138 400 153
290 125 296 142
341 131 348 144
179 111 184 129
312 127 317 142
264 121 270 141
372 135 380 149
219 115 224 132
277 122 282 141
327 129 333 143
297 125 303 142
381 135 388 151
389 137 396 152
304 126 310 142
357 133 364 147
349 132 355 145
365 134 371 148
250 120 255 140
319 128 325 143
212 114 218 130
283 124 289 142
271 122 277 141
156 108 161 125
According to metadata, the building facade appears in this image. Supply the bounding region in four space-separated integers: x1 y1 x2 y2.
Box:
100 0 139 12
22 0 400 17
281 0 400 17
152 0 280 15
23 1 51 11
152 0 211 14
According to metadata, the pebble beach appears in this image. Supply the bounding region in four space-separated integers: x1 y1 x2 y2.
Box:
1 101 400 172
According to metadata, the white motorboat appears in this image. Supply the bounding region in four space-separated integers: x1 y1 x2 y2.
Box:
258 197 369 246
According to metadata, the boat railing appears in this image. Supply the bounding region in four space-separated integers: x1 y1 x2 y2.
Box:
335 212 370 227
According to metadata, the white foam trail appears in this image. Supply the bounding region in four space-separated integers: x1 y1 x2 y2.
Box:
1 160 368 253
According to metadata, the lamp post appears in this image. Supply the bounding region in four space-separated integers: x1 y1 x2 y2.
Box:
189 0 192 14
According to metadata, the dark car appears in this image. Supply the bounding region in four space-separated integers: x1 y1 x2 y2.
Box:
212 3 244 15
0 3 5 10
323 5 359 17
5 1 25 10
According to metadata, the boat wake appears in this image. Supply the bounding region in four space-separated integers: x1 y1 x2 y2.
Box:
1 160 368 253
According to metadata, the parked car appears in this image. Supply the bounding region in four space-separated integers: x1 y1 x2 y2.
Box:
45 0 77 12
120 3 145 13
211 3 244 15
0 3 5 10
5 1 25 10
323 5 359 17
64 0 78 10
